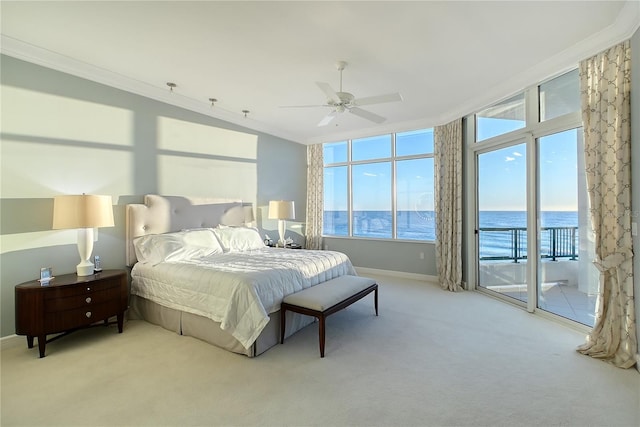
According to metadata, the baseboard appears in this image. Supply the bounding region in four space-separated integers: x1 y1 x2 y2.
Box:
0 334 23 350
354 266 439 283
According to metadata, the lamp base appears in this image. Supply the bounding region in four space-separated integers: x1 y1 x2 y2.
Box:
76 228 95 276
278 219 286 247
77 260 95 277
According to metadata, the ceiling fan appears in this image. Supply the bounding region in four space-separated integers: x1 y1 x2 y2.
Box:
282 61 403 127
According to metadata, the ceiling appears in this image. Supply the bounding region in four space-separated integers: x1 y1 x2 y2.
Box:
1 1 638 145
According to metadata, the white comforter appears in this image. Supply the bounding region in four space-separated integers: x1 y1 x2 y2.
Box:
131 248 356 349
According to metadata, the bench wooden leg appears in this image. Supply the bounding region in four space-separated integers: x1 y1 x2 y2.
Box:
319 314 325 358
374 286 378 316
280 307 287 344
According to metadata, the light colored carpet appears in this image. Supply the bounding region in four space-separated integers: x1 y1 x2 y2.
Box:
1 274 638 427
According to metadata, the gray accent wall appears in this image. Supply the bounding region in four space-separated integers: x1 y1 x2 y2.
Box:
323 237 437 277
631 28 640 363
0 55 306 337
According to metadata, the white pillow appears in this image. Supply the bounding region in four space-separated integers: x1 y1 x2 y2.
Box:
133 229 223 265
213 227 265 252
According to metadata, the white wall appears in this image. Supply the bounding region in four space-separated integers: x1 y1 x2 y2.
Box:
0 55 307 337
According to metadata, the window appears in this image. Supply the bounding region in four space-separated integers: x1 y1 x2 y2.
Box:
539 69 580 122
353 162 392 238
323 165 348 236
323 128 434 241
397 128 434 156
323 141 348 164
396 158 435 240
352 135 391 161
475 93 526 142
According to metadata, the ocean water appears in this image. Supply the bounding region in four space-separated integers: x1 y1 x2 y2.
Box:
323 210 578 260
324 210 435 240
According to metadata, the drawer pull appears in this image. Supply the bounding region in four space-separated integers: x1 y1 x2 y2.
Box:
86 297 92 304
87 287 91 291
85 311 92 318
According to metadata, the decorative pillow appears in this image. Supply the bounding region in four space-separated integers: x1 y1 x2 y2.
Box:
213 226 265 252
133 229 223 265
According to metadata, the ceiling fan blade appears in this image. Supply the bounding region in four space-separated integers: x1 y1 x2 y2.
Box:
318 111 337 127
349 107 386 124
353 92 403 106
316 82 341 104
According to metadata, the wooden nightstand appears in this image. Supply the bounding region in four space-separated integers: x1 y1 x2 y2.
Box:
15 269 128 358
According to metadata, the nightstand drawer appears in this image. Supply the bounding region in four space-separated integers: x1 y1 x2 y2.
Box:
44 286 122 312
45 302 118 332
43 279 120 300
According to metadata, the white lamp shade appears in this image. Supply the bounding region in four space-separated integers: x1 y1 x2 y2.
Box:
52 194 114 276
268 200 295 220
52 194 115 229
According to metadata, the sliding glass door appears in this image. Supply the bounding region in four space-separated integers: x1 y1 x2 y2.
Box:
469 69 596 327
477 143 528 303
475 131 596 326
537 129 596 326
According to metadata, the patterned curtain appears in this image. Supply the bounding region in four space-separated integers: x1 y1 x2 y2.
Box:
434 119 464 292
305 143 324 250
577 40 636 368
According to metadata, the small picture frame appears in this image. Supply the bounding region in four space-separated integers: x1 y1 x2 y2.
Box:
39 267 54 285
94 255 102 273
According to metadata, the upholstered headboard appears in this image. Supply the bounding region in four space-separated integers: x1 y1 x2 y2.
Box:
125 195 252 266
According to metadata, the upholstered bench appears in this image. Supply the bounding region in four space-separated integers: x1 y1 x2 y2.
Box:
280 275 378 357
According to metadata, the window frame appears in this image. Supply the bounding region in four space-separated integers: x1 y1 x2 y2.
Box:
323 129 435 242
465 67 583 299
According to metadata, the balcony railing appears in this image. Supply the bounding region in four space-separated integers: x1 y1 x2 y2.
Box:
479 226 578 263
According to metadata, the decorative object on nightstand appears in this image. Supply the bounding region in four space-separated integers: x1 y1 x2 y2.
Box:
15 269 128 358
52 194 114 276
268 200 295 247
93 255 102 272
39 267 54 285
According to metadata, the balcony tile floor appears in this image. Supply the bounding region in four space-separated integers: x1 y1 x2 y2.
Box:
539 282 596 326
497 282 596 327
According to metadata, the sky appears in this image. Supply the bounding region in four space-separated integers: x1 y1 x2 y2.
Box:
478 124 578 211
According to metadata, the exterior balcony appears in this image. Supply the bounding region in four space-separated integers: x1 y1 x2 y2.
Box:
478 226 597 327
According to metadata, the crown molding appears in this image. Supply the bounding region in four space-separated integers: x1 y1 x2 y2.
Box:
0 35 302 144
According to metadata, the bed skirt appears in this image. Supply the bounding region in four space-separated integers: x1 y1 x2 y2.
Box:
128 295 314 357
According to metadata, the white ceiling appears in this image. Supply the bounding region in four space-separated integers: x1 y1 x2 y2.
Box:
1 1 638 145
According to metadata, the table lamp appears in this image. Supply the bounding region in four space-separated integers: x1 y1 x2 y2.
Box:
268 200 295 247
52 194 115 276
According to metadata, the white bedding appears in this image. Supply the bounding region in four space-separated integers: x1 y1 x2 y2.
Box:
131 248 356 349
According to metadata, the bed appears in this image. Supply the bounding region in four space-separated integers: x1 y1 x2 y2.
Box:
126 195 356 357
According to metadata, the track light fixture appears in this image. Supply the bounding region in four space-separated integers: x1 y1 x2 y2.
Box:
162 86 251 118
